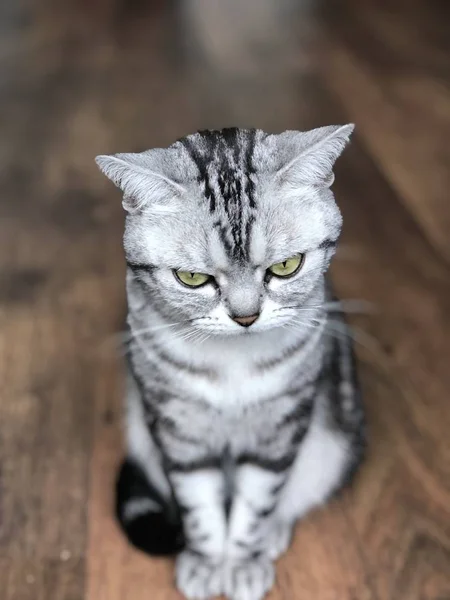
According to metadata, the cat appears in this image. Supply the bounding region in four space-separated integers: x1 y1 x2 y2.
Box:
96 125 365 600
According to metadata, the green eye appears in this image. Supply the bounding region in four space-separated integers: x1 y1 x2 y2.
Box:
174 270 211 287
268 254 304 278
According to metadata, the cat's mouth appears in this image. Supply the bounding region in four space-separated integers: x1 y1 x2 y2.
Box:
190 313 294 338
202 321 282 337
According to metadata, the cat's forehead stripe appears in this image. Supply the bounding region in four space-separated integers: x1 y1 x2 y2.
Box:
179 128 258 262
179 135 217 213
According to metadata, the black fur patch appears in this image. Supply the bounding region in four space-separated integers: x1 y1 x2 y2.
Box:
116 458 185 556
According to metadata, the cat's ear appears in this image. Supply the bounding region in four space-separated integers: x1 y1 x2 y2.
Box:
275 124 354 189
95 151 186 213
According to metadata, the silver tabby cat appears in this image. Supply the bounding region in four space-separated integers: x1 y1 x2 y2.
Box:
96 125 365 600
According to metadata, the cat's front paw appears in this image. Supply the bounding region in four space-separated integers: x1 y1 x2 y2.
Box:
176 549 223 600
224 556 275 600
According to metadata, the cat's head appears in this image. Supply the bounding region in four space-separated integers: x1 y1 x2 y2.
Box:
96 125 353 335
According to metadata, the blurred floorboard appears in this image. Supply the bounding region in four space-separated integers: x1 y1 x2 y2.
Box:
0 0 449 599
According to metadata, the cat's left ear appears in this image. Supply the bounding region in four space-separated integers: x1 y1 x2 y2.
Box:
275 124 354 189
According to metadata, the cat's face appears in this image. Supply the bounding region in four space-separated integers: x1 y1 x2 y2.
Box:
97 126 353 335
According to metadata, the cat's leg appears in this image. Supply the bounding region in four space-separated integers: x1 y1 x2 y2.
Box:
123 371 228 598
223 462 290 600
222 395 317 600
170 467 227 600
152 395 229 599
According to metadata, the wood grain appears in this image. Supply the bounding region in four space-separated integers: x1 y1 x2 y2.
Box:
0 0 449 599
319 0 450 262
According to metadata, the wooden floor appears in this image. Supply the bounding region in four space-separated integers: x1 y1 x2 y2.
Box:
1 0 449 598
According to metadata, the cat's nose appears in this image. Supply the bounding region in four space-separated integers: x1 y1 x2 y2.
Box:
231 313 260 327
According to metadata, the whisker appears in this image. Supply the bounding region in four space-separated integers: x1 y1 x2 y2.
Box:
276 303 323 312
176 325 210 344
288 314 352 340
291 314 380 356
188 331 206 343
175 329 199 343
123 317 217 346
278 299 374 315
112 322 187 347
126 320 192 339
326 318 381 354
323 299 375 313
131 322 184 335
285 314 422 420
196 331 212 345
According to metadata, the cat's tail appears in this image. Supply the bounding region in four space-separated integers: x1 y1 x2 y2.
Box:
116 458 185 556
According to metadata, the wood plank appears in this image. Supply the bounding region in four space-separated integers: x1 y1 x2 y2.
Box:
0 8 124 599
319 9 450 262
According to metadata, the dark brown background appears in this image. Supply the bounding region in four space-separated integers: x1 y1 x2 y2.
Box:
1 0 449 599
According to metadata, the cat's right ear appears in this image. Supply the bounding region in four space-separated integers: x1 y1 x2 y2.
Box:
95 151 186 214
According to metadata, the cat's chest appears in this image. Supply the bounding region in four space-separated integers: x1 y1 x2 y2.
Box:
142 325 322 408
179 346 291 407
167 330 320 407
149 333 321 455
158 378 301 456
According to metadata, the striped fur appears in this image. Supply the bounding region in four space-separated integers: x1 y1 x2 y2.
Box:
96 124 365 600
